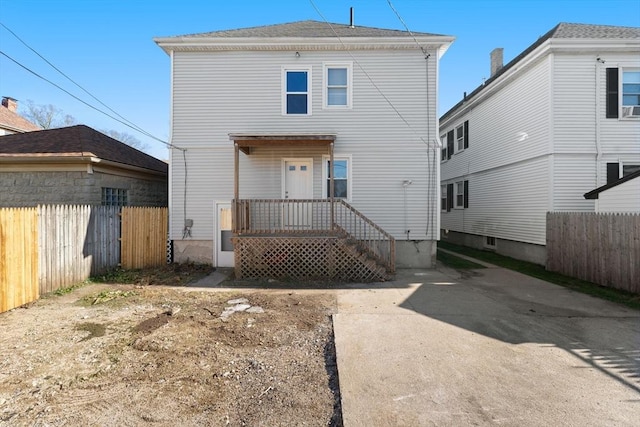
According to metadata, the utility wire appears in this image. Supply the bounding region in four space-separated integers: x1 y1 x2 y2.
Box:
308 0 432 148
386 0 430 59
0 50 180 148
0 21 153 140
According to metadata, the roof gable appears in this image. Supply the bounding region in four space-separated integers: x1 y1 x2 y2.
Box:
0 125 167 174
0 105 40 133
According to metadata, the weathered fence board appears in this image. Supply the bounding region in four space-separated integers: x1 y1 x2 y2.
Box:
38 205 121 294
0 208 39 313
121 207 168 269
547 212 640 293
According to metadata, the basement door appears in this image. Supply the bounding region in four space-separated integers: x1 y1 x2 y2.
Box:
215 202 234 267
283 159 313 227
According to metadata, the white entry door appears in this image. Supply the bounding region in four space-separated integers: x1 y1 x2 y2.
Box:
215 202 234 267
283 159 313 227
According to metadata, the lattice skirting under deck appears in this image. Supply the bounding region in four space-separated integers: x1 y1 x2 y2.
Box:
232 236 388 282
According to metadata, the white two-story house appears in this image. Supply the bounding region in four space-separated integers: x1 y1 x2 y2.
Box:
440 23 640 265
155 20 453 280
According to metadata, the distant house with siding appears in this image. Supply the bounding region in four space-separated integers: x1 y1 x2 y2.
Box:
0 125 168 207
584 169 640 213
440 23 640 264
0 96 39 135
155 20 454 278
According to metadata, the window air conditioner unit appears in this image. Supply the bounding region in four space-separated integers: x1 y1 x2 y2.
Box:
621 106 640 117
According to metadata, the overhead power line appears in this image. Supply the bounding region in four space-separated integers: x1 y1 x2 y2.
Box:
0 22 179 149
0 50 174 147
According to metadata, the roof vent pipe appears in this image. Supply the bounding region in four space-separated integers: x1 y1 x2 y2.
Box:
350 7 354 28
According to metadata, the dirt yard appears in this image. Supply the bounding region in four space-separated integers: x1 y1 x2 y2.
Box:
0 276 341 426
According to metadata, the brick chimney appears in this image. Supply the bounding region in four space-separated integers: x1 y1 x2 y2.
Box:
1 96 18 112
490 48 504 77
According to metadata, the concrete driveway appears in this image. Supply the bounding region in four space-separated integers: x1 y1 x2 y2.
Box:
333 260 640 426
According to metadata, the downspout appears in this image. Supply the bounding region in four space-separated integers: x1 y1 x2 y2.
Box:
595 57 604 187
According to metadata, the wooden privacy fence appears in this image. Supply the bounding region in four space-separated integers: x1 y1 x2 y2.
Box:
547 212 640 293
0 208 39 313
1 205 168 313
39 205 120 294
121 207 168 269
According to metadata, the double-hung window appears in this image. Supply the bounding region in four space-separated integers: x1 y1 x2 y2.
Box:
622 70 640 117
440 134 447 161
454 180 469 209
606 68 640 118
283 67 311 115
324 63 352 108
323 156 351 200
441 184 447 211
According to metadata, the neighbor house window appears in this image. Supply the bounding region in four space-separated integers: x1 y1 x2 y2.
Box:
606 162 640 183
102 187 128 206
440 134 447 161
283 67 311 115
455 121 469 152
323 156 351 200
324 63 352 108
622 70 640 117
607 68 640 118
454 180 469 209
441 184 447 211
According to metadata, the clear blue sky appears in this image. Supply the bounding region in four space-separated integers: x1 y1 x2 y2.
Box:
1 0 638 159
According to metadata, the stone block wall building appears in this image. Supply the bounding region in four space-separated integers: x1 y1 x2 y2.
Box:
0 125 167 207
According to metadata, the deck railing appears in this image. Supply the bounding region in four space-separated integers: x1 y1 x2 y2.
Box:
232 199 395 272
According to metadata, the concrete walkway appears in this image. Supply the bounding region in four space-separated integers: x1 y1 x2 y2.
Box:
333 263 640 426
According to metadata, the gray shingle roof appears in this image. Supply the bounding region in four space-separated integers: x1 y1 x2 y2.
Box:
176 19 444 38
0 125 167 174
552 23 640 39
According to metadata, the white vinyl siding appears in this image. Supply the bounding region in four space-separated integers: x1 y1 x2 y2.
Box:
170 48 440 241
441 157 550 245
595 177 640 212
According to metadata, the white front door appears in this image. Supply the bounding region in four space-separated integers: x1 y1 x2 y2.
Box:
215 202 234 267
283 159 313 227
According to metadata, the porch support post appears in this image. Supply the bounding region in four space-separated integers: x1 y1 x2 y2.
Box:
330 142 335 230
233 143 239 232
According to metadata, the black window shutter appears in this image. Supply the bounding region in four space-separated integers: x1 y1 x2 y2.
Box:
463 121 469 149
463 180 469 208
606 68 619 119
446 183 453 212
447 130 454 159
606 162 620 184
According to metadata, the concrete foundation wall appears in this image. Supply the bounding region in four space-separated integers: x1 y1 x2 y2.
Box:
395 240 437 269
441 230 546 265
173 240 214 264
0 171 167 207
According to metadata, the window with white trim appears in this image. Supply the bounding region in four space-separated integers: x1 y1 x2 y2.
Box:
323 156 351 200
454 180 469 209
440 134 447 161
622 70 640 117
456 125 465 151
441 184 447 211
283 67 311 115
323 63 352 108
101 187 128 206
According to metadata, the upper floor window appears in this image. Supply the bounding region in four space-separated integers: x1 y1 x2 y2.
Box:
606 68 640 118
456 125 465 151
323 156 351 200
283 67 311 115
622 70 640 117
324 63 352 108
440 184 447 211
440 134 447 161
102 187 128 206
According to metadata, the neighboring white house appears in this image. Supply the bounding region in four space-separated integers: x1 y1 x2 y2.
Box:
440 23 640 265
155 20 453 278
584 169 640 213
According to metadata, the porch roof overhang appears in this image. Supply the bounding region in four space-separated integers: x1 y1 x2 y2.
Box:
229 133 336 154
